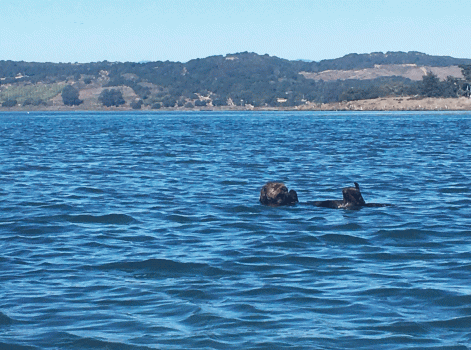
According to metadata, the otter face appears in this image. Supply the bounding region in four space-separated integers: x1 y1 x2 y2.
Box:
288 189 298 204
260 182 298 206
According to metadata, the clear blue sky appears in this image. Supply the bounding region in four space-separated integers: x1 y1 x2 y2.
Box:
1 0 470 63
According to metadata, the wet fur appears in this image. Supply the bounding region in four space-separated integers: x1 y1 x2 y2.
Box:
260 182 299 206
310 182 391 209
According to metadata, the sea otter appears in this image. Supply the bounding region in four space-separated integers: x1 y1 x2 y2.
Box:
310 182 390 209
259 182 299 206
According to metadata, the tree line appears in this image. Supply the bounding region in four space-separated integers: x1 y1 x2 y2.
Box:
1 52 471 108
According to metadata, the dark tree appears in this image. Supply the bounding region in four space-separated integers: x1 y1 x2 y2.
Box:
441 76 461 98
61 85 83 106
2 99 17 107
212 98 226 106
194 99 207 107
98 89 125 107
130 99 143 109
421 72 441 97
23 98 45 106
23 98 34 106
459 65 471 81
151 102 162 109
161 96 176 108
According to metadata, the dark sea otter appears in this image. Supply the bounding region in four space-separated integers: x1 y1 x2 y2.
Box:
259 182 299 206
259 182 390 208
310 182 391 209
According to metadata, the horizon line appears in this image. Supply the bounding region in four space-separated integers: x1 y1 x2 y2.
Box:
2 50 471 65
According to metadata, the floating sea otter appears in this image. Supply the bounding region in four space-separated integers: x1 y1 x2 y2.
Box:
259 182 299 206
310 182 391 209
260 182 390 208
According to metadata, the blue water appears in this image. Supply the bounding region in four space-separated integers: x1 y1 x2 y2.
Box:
1 111 471 350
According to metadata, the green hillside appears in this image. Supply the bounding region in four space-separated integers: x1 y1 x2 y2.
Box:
1 51 470 109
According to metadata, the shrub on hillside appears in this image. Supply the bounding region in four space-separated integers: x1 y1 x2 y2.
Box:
212 99 226 106
2 99 17 107
161 97 176 108
23 98 46 106
62 85 83 106
131 99 143 109
194 100 207 107
98 89 125 107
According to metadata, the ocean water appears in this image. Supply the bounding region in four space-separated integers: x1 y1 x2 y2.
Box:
1 111 470 350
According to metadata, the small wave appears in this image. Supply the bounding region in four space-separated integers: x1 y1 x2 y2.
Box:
360 287 449 301
73 337 150 350
169 288 210 300
65 213 136 225
19 201 48 207
372 320 428 335
224 205 258 214
332 223 363 231
219 180 249 185
0 342 37 350
38 331 152 350
375 228 435 239
0 312 15 326
359 287 404 297
285 254 350 266
96 258 228 277
426 315 471 329
74 186 105 194
14 164 51 172
319 233 370 245
12 225 44 236
117 234 156 243
167 214 197 224
177 159 209 165
439 294 471 307
183 309 232 329
439 187 470 194
43 203 74 211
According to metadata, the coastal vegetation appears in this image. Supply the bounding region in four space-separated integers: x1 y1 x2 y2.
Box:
98 89 125 107
1 51 470 109
61 85 83 106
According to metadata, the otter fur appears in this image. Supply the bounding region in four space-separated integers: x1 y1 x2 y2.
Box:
311 182 391 209
259 182 299 206
259 182 390 209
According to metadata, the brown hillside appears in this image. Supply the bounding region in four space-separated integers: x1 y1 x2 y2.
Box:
300 64 464 81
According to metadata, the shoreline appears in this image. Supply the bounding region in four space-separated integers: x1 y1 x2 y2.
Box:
1 96 471 112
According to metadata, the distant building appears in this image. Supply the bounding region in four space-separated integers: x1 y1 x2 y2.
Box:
465 84 471 98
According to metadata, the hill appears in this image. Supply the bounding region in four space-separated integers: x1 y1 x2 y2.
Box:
1 51 470 110
300 64 463 82
304 51 471 71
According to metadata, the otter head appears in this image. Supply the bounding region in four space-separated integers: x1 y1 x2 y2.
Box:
260 182 298 206
342 182 366 208
287 189 298 204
